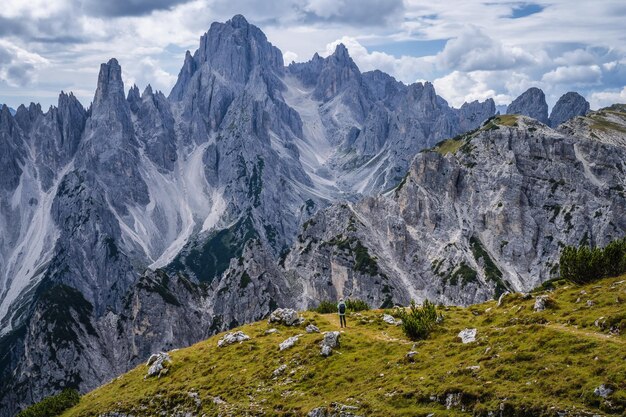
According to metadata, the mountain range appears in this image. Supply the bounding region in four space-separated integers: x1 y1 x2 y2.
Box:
0 14 624 416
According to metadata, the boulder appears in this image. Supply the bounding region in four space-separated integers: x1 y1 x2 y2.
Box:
217 331 250 347
146 352 171 378
279 335 300 351
320 345 332 357
534 295 549 312
496 291 510 307
383 314 398 326
458 328 477 344
268 308 303 326
594 384 613 398
321 331 340 349
306 324 320 333
272 364 287 377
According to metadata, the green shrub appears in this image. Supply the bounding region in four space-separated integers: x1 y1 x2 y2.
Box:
559 237 626 284
395 300 443 341
345 299 370 312
313 299 370 314
17 389 80 417
313 300 337 314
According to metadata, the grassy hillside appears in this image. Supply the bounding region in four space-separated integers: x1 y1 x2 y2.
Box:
62 275 625 417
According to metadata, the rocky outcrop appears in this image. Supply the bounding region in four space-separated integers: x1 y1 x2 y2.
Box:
458 328 477 343
217 331 250 347
507 87 549 124
549 92 590 127
283 115 626 306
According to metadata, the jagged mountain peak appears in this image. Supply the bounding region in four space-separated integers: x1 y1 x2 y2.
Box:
93 58 126 110
169 15 283 102
549 91 590 127
228 13 249 28
506 87 549 124
197 14 283 78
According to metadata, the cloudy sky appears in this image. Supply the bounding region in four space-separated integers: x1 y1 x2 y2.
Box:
1 0 625 111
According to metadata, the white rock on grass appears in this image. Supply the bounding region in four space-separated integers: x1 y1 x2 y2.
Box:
321 331 340 348
320 345 332 357
146 352 171 378
594 384 613 398
534 295 549 312
265 328 279 334
382 314 398 325
273 364 288 377
279 335 300 351
268 308 303 326
458 328 477 344
306 324 320 333
217 331 250 347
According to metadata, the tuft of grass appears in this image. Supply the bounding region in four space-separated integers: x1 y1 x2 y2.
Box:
61 275 626 417
433 139 464 155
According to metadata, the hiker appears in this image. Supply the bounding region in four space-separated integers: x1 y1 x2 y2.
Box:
338 298 347 328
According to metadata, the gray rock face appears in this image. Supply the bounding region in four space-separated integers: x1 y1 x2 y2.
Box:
282 115 626 307
549 92 590 127
458 99 496 132
507 87 549 124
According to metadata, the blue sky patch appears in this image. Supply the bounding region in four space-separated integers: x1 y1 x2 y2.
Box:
510 3 545 19
368 39 448 58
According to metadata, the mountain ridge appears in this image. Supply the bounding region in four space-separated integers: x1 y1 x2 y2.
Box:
0 14 622 417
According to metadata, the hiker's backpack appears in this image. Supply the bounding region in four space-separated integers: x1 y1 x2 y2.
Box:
339 302 346 314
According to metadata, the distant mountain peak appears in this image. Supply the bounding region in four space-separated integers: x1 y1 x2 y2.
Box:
94 58 125 108
228 13 249 28
506 87 549 124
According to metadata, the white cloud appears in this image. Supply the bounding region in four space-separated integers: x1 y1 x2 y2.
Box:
590 86 626 109
283 51 298 64
435 25 536 72
554 49 597 66
0 39 48 87
433 70 520 108
324 36 436 83
541 65 602 85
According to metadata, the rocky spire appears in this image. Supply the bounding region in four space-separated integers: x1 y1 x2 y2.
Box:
57 91 87 158
90 58 132 134
549 92 590 127
312 43 362 101
0 104 25 191
93 58 126 109
506 87 549 124
169 51 197 102
127 84 141 112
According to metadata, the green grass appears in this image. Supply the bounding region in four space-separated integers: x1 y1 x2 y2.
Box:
61 275 626 417
433 139 464 155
